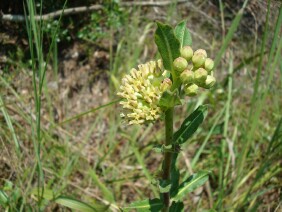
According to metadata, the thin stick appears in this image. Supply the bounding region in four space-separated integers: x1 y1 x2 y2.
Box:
0 0 187 22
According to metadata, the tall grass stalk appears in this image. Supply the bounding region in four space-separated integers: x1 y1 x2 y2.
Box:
214 0 248 69
235 4 282 192
25 0 45 206
127 129 159 196
24 0 67 207
191 106 226 168
0 95 21 155
248 0 271 122
217 56 233 209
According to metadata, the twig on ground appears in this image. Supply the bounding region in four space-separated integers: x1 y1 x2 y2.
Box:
0 5 103 22
0 0 187 22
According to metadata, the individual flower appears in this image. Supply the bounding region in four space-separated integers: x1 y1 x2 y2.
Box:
117 60 171 125
184 83 198 96
180 46 193 61
173 57 188 72
180 68 194 84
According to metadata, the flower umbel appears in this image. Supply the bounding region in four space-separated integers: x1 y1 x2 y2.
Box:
117 60 170 125
174 46 216 96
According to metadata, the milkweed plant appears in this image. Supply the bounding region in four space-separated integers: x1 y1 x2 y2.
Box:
117 21 216 211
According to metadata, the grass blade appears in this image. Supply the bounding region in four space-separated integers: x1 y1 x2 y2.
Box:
235 4 282 187
0 95 20 155
59 99 120 125
89 170 115 203
214 0 249 68
55 196 98 212
0 190 9 206
31 189 107 212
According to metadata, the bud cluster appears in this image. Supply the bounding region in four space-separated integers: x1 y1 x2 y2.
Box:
173 46 216 96
117 60 171 125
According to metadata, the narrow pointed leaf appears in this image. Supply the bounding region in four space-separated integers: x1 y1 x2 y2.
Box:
173 105 208 144
55 196 98 212
0 95 21 154
174 20 192 48
172 171 210 201
31 189 107 212
123 198 163 212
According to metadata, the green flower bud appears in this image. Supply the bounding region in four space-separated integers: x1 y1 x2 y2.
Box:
180 46 193 61
204 75 216 88
194 49 207 57
180 69 194 84
184 84 198 96
173 57 188 72
194 68 208 84
192 53 206 67
160 78 172 92
204 58 214 72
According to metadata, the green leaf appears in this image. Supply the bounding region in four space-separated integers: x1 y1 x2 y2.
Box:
154 22 180 88
152 144 181 153
174 20 192 48
169 201 184 212
158 90 182 109
268 118 282 154
31 189 107 212
152 145 163 153
154 22 180 71
152 144 171 153
123 199 163 212
172 171 210 201
0 95 21 155
159 180 172 193
55 196 98 212
173 105 208 144
170 153 180 196
0 190 8 205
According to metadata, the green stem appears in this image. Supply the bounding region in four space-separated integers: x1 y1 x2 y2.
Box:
162 107 174 211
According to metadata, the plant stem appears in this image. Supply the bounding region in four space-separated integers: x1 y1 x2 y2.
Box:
162 107 174 211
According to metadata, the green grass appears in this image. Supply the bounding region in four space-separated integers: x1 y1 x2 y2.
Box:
0 0 281 211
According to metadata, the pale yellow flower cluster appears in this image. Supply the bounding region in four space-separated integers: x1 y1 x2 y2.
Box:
117 60 171 125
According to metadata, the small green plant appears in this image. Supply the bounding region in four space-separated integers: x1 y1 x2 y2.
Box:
42 20 71 43
78 1 125 43
117 20 217 211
